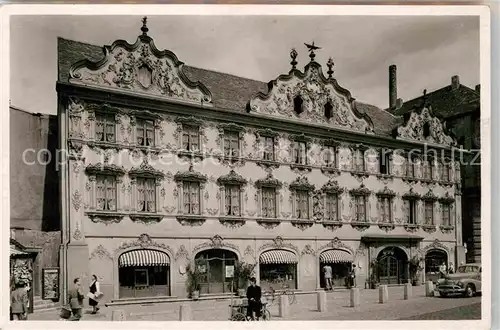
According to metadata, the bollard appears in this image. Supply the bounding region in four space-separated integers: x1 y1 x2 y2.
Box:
111 309 126 321
317 290 327 312
404 283 412 300
425 281 434 297
278 294 289 318
378 285 388 304
179 304 192 321
350 288 360 308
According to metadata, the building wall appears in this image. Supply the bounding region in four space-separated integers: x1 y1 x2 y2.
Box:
62 100 462 302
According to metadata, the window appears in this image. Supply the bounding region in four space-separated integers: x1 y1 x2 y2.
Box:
224 131 240 157
295 190 309 219
293 141 307 165
95 113 116 143
262 187 277 218
324 146 337 167
293 95 304 114
324 102 333 119
224 185 241 216
354 149 365 172
379 197 392 223
263 136 275 161
96 175 117 211
424 201 434 225
379 151 391 175
355 196 366 222
183 181 201 215
136 118 155 147
182 125 200 151
441 203 451 226
423 122 431 138
406 157 417 178
137 177 156 213
408 200 417 224
442 163 450 181
325 193 339 221
423 161 432 180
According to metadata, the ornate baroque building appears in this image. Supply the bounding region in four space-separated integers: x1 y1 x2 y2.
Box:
57 19 465 303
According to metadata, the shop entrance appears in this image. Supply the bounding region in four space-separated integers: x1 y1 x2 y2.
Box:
377 247 408 285
425 249 448 283
318 249 354 288
195 249 237 294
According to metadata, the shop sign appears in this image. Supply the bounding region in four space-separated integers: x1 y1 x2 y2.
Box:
42 268 59 300
225 265 234 278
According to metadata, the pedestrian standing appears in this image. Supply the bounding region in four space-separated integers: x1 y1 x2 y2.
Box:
439 262 447 278
246 277 262 321
68 278 84 321
88 274 102 314
350 265 357 288
323 264 332 290
448 263 454 274
11 282 28 320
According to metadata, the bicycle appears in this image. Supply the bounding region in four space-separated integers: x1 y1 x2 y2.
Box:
230 301 271 321
262 278 296 305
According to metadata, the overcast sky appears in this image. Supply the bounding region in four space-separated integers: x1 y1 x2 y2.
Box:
10 15 479 114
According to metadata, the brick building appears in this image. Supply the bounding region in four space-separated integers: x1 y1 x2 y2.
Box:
56 19 466 304
389 67 481 263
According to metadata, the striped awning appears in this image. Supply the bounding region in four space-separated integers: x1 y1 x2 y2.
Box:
10 245 28 256
119 249 170 267
319 249 353 263
259 250 297 264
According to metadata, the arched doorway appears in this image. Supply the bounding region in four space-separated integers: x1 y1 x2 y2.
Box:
118 249 171 298
319 249 353 288
425 249 448 283
377 247 408 285
195 249 238 294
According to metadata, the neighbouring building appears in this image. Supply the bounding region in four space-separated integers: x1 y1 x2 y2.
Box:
56 18 466 304
10 105 61 311
388 66 481 263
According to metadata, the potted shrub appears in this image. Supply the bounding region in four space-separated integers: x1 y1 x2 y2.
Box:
369 260 380 289
185 262 202 300
234 261 256 297
409 256 424 286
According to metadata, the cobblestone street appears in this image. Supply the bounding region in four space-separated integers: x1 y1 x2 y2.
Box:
27 286 481 321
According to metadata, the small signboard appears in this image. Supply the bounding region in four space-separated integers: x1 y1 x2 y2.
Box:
225 265 234 278
42 268 59 300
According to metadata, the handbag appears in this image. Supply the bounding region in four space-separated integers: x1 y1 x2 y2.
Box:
60 306 71 319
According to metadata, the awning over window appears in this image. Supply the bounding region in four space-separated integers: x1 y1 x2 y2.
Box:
10 245 28 256
319 249 353 263
259 250 297 264
119 249 170 267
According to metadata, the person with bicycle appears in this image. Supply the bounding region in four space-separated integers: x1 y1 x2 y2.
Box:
246 277 262 321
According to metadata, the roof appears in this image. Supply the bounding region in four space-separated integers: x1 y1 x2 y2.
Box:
57 37 400 136
392 85 480 119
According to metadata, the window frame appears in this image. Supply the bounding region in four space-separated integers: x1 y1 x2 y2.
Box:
95 174 118 212
182 124 201 152
95 112 117 143
136 117 156 147
424 201 434 225
182 180 202 215
136 176 158 213
261 186 278 218
223 130 241 158
324 192 339 221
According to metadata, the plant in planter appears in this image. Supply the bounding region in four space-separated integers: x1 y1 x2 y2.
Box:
368 260 380 289
185 262 202 300
409 256 424 286
234 261 256 297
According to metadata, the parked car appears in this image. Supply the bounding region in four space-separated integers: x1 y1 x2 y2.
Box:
436 263 481 298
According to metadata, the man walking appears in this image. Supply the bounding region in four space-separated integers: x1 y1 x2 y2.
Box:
246 277 261 321
323 264 332 290
11 282 28 320
68 278 84 321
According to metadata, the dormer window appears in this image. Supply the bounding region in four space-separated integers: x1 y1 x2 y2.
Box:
324 101 333 119
95 113 116 143
136 118 155 147
423 122 431 138
293 95 304 114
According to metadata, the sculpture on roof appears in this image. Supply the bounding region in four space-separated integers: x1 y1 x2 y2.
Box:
68 17 212 106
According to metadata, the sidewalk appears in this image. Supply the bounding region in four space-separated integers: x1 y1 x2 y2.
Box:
27 286 480 321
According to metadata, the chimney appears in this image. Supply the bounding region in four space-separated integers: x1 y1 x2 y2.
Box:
451 75 460 90
389 65 397 109
475 84 480 94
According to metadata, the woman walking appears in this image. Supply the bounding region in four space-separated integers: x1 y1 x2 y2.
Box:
88 275 102 314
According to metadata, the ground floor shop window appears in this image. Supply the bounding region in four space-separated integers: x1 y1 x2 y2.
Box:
195 249 237 294
259 249 298 290
319 249 354 288
425 249 448 283
376 247 408 285
118 249 170 298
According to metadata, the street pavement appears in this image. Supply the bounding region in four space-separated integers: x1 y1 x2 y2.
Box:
27 286 481 321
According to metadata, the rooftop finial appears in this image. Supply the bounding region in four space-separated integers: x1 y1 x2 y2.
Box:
304 41 321 62
290 48 298 70
141 16 149 36
422 89 428 107
326 57 334 78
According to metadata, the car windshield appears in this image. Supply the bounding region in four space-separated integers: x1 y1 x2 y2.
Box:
457 265 478 273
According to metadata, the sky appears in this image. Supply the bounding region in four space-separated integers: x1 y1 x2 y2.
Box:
10 15 479 114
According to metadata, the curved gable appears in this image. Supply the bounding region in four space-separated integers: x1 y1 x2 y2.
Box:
69 20 213 106
247 60 375 134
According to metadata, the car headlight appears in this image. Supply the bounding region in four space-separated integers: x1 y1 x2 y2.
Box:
456 281 465 288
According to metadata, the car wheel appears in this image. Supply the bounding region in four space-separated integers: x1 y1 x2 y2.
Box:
440 292 448 298
464 284 475 298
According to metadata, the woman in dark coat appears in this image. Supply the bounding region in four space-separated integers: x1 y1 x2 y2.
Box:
88 275 101 314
